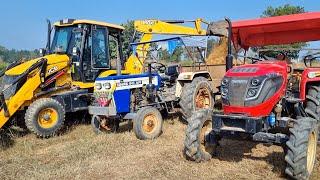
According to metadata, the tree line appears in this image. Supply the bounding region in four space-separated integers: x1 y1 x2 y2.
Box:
0 45 40 71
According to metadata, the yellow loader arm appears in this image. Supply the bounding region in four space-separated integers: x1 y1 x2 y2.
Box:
0 55 70 129
124 18 208 74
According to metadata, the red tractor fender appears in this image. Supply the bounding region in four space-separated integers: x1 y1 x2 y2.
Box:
300 68 320 101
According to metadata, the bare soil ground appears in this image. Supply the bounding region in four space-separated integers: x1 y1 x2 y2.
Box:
1 119 320 180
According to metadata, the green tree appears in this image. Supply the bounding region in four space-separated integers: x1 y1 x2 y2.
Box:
260 4 306 59
0 45 40 63
121 20 136 58
262 4 305 17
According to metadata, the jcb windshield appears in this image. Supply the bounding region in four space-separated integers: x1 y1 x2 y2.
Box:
51 27 74 54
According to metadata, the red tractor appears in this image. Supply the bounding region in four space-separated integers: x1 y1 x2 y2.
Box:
184 12 320 179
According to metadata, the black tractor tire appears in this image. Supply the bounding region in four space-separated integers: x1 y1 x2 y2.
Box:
133 106 163 140
305 85 320 121
184 109 218 162
25 98 65 138
179 76 214 123
91 115 103 134
91 115 119 134
285 117 318 180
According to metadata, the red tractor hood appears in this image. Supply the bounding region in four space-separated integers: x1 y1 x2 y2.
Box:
225 61 288 78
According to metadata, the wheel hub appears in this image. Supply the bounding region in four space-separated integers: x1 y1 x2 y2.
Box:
38 108 58 129
43 114 51 121
142 114 157 133
195 88 211 109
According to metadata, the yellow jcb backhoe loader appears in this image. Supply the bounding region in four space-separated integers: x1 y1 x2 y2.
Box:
0 19 129 137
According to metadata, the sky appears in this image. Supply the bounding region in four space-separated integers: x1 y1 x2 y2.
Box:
0 0 319 50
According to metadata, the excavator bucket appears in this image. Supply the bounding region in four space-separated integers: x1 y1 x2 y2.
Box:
206 20 229 37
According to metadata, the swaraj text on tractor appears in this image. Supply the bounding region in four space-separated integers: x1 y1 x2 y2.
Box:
184 12 320 179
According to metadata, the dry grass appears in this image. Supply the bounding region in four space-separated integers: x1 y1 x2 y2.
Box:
1 120 320 180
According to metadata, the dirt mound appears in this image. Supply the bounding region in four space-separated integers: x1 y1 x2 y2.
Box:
206 37 228 65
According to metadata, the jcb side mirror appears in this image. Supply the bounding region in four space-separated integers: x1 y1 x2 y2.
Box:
72 47 80 56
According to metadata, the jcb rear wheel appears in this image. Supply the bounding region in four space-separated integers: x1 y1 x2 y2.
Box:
133 106 163 140
25 98 65 138
184 109 217 162
179 77 214 123
285 117 318 180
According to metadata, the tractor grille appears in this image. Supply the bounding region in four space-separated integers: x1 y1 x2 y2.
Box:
228 78 248 106
94 91 111 107
222 74 283 107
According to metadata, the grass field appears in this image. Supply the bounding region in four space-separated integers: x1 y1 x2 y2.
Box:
1 119 319 180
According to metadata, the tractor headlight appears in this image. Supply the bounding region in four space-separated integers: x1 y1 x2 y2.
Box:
308 72 317 78
247 88 257 97
221 78 229 86
251 79 260 86
103 82 111 89
221 87 229 96
95 83 102 90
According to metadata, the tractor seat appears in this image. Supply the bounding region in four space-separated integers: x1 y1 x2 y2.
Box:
160 64 179 82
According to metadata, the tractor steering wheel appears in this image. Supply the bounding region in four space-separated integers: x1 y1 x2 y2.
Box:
303 53 320 67
260 51 287 60
151 62 167 72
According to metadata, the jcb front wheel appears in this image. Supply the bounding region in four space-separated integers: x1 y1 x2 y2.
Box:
25 98 65 138
133 106 163 140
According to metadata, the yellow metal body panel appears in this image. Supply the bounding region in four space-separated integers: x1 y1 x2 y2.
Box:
129 18 207 67
54 19 124 30
134 19 207 36
0 71 42 128
6 54 69 76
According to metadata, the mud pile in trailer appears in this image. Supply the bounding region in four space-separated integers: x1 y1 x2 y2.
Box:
206 37 228 65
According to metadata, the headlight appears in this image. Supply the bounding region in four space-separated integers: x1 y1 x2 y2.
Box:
247 88 257 97
103 82 111 89
221 87 228 96
221 78 229 86
251 79 260 86
308 72 317 78
95 83 102 90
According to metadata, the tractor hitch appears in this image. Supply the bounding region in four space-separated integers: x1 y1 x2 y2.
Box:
212 114 264 134
252 132 288 144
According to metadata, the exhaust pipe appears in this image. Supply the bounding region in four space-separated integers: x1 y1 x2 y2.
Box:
46 19 52 53
225 18 233 71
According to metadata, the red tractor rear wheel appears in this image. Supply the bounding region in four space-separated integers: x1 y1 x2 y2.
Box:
305 85 320 121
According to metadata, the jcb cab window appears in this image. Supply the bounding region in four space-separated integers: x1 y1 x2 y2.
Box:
92 28 109 68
